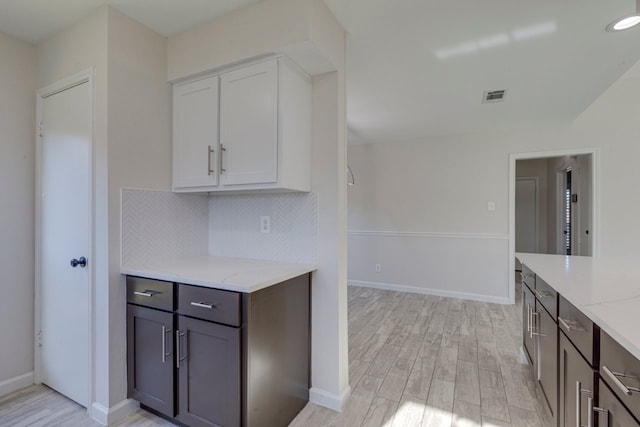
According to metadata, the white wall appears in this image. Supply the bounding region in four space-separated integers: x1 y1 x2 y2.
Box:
37 7 172 422
168 0 350 410
106 8 172 409
348 63 640 301
0 31 36 395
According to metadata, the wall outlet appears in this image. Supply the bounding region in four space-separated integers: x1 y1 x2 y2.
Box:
487 201 496 211
375 264 381 272
260 216 271 233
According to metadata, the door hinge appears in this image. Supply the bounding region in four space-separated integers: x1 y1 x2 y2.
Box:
37 330 42 347
39 122 44 138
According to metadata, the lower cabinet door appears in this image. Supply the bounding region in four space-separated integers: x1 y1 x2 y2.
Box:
537 305 558 424
559 332 594 427
177 315 241 427
598 379 640 427
127 304 174 417
523 285 536 365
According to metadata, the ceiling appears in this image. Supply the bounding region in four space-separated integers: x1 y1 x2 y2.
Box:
1 0 639 144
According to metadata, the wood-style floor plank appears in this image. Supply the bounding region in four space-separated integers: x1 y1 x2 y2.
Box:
0 281 550 427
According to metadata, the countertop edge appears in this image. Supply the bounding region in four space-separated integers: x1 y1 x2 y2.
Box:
121 262 317 293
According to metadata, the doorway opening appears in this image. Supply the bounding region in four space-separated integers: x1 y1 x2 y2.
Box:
508 148 599 302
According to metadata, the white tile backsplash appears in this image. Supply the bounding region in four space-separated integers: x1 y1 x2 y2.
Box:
121 189 209 267
209 192 318 264
122 189 318 267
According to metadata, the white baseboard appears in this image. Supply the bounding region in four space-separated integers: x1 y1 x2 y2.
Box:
349 280 511 305
91 398 139 426
309 385 351 412
0 371 34 397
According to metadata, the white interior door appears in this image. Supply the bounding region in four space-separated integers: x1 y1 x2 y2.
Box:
515 178 538 254
39 79 91 407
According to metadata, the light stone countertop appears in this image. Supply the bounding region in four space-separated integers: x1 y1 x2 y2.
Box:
516 253 640 361
122 255 317 293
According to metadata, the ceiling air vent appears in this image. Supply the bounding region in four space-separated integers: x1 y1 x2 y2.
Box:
482 89 507 103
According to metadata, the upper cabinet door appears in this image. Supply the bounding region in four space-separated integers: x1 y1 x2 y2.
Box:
173 75 219 189
220 60 278 186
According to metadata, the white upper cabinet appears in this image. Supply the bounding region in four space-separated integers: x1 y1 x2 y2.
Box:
173 75 219 189
172 57 311 194
220 60 278 186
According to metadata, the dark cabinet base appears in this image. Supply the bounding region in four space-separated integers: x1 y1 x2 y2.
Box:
127 273 311 427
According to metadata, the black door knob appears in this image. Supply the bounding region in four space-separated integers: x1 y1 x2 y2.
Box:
70 257 87 268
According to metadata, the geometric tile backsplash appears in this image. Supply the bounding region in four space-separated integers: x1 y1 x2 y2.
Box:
121 188 210 267
122 188 318 267
209 192 318 264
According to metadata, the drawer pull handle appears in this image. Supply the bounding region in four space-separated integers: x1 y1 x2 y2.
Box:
535 290 553 299
134 290 159 297
602 365 640 396
558 316 586 332
190 301 215 309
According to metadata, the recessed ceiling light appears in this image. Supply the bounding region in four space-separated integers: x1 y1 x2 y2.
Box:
607 15 640 31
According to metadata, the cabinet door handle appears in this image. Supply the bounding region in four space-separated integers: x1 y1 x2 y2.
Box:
134 290 158 297
176 330 186 369
220 144 226 173
576 381 593 427
559 316 587 333
526 304 531 333
161 326 172 363
190 301 215 309
530 311 540 338
592 400 609 427
602 365 640 395
207 145 215 175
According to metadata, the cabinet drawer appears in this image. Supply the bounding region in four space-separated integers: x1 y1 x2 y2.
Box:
600 330 640 422
127 276 174 311
598 378 640 427
521 264 535 291
558 295 597 367
178 284 241 327
535 276 557 320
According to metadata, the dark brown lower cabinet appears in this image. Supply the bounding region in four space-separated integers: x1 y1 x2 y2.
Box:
523 285 536 365
559 331 595 427
176 315 240 427
598 379 640 427
127 273 311 427
537 303 558 425
127 304 175 417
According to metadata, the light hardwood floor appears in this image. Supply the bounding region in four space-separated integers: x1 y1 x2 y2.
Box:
0 282 550 427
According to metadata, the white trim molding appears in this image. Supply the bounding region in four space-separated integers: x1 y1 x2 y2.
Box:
348 230 509 240
349 280 511 305
310 386 352 412
0 372 34 398
91 398 139 426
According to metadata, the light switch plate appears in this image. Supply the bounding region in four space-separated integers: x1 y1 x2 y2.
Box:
488 201 496 211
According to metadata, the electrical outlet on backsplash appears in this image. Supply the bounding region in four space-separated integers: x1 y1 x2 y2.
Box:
121 189 318 267
208 192 318 264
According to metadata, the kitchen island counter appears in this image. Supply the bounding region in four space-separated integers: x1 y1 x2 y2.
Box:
516 252 640 361
122 255 317 293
